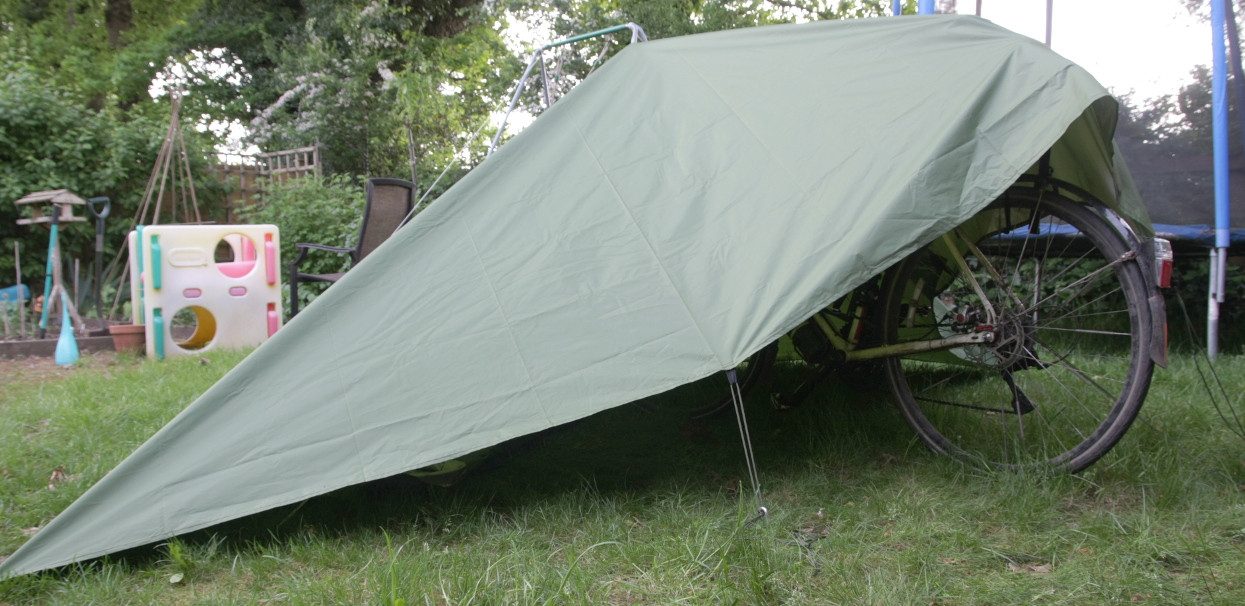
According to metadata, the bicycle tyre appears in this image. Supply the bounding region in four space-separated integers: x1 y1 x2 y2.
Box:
880 189 1154 473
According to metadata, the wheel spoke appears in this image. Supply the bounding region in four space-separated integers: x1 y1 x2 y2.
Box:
1039 285 1129 326
1036 326 1133 337
1030 339 1126 397
1020 254 1130 316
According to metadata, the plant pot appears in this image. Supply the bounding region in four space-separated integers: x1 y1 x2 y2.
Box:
108 324 146 355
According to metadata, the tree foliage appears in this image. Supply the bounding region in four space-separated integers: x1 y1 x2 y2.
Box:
167 0 520 179
0 0 197 108
0 2 184 288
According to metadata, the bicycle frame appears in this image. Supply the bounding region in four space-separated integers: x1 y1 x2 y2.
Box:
804 287 995 363
795 176 1165 368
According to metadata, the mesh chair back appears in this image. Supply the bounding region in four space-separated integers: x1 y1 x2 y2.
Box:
357 178 415 262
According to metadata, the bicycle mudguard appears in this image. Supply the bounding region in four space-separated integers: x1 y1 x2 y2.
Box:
1101 204 1169 369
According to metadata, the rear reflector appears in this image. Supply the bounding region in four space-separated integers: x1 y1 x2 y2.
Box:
1154 238 1173 288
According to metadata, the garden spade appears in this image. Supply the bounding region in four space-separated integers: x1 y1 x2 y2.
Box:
87 197 110 320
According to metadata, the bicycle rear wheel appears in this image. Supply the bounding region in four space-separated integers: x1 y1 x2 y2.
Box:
880 189 1154 473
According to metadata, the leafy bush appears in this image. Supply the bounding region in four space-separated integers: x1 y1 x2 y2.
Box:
1166 254 1245 353
0 57 169 289
234 175 366 312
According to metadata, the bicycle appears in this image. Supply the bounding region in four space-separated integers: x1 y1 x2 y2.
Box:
699 173 1170 474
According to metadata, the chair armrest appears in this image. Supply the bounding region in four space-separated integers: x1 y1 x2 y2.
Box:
291 243 356 273
295 243 353 254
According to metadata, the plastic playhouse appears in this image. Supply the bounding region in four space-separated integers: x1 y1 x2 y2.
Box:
127 224 282 359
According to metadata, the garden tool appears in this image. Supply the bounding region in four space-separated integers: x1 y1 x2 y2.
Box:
88 197 110 319
37 203 60 339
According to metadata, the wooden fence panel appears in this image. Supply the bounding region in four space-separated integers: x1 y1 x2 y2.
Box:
208 146 320 222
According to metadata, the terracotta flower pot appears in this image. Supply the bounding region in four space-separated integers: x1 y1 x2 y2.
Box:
108 324 146 355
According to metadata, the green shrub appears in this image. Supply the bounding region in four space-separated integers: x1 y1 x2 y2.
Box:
235 174 365 312
1166 254 1245 353
0 56 171 290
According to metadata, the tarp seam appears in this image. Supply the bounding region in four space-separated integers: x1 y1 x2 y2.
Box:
673 52 802 189
569 124 728 368
669 49 811 365
324 305 371 481
460 224 555 425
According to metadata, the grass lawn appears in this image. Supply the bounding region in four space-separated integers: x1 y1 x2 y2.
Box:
1 349 1243 604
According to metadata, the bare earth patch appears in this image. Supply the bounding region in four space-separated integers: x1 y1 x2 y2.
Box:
0 351 121 391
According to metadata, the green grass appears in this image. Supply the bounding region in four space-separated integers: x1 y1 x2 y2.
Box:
2 351 1244 604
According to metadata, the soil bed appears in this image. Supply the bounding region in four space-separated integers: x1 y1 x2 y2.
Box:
0 350 122 390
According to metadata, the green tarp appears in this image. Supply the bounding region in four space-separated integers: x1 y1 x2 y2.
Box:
1 15 1148 577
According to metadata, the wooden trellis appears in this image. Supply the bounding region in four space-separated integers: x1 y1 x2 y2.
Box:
209 146 320 222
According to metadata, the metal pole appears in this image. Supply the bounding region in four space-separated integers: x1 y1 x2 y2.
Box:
1045 0 1053 46
918 0 935 14
88 196 110 320
404 120 418 191
489 23 648 156
893 0 903 16
1209 248 1221 357
1210 0 1230 358
38 203 60 339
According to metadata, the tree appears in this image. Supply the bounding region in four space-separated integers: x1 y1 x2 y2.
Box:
167 0 521 179
0 2 200 290
0 0 198 108
0 0 521 297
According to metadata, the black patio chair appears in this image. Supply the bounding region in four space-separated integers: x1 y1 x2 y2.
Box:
288 177 415 317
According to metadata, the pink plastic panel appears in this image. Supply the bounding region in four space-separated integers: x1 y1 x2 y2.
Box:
265 236 277 285
267 304 279 337
217 261 256 279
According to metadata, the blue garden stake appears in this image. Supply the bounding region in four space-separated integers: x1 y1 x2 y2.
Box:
55 294 78 366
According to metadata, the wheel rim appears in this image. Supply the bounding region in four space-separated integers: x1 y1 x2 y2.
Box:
884 192 1153 472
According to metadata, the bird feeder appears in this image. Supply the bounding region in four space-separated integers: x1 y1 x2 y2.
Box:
14 190 88 225
14 189 89 342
